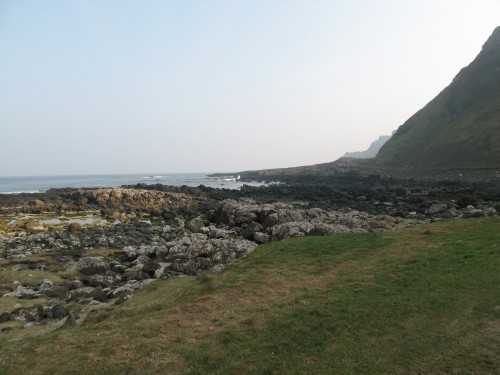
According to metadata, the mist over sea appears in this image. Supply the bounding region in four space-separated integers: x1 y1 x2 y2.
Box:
0 173 265 194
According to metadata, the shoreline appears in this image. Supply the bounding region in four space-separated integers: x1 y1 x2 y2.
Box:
0 175 498 332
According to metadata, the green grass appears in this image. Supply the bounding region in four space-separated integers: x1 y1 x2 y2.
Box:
0 217 498 374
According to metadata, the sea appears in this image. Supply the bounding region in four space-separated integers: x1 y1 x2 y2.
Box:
0 173 269 194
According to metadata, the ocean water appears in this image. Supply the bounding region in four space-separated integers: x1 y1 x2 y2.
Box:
0 173 267 194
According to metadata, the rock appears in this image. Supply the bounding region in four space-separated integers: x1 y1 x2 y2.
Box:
185 217 205 233
168 258 214 275
52 304 69 319
271 222 314 240
44 286 69 300
253 232 270 243
0 311 11 323
154 262 170 279
112 264 127 274
67 287 95 302
208 226 235 239
62 313 77 327
3 285 39 299
81 274 117 288
464 205 485 218
142 261 161 276
37 279 55 291
162 225 184 241
121 270 150 281
109 279 154 299
186 240 214 258
67 280 84 290
425 203 448 215
89 287 108 302
67 222 82 232
77 256 111 276
241 221 264 240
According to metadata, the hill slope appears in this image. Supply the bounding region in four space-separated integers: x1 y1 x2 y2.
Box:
375 26 500 168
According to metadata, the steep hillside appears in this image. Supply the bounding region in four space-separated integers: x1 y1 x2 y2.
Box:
375 26 500 168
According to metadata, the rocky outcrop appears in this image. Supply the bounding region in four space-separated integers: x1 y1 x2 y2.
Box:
1 187 497 331
0 188 199 218
212 199 415 241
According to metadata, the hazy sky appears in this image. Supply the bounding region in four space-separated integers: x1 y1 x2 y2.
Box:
1 1 499 176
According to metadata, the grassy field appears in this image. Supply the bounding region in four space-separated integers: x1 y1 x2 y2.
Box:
0 217 498 374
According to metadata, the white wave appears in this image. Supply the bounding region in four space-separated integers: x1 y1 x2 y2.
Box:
0 190 42 194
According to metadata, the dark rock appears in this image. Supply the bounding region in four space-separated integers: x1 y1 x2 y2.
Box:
44 286 69 300
241 221 264 239
0 312 11 323
52 304 69 319
112 264 127 274
89 287 108 302
142 261 161 276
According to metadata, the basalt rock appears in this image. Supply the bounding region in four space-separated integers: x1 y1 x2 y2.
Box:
77 256 111 276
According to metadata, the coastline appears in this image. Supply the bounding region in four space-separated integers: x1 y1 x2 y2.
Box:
0 173 268 194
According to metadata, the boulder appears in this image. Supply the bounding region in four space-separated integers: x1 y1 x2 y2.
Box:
67 222 82 233
253 232 270 244
51 304 69 319
425 203 448 215
77 256 111 276
89 287 108 302
142 261 161 276
241 221 264 240
37 279 55 292
67 287 96 302
3 285 39 299
185 217 205 233
0 311 11 323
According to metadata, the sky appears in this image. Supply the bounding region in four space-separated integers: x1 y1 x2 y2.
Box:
1 1 499 176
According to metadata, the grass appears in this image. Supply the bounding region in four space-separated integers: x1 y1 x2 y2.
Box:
0 217 498 374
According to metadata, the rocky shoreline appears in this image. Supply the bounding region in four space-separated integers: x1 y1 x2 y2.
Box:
1 176 498 332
